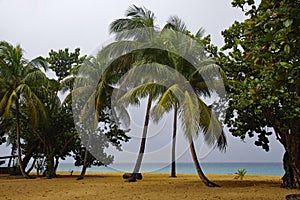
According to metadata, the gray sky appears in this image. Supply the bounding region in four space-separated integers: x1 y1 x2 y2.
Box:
0 0 284 163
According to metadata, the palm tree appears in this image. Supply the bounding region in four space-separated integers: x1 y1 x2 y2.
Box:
151 78 226 187
151 18 227 185
72 54 108 180
0 41 48 178
109 5 159 182
162 16 189 178
108 6 227 185
72 53 129 180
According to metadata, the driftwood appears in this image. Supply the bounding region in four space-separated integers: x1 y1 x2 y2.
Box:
122 172 142 180
286 194 300 200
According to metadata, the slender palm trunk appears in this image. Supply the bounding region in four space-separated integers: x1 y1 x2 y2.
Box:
77 147 89 180
54 156 59 175
189 138 220 187
170 103 178 178
127 94 153 182
16 100 30 178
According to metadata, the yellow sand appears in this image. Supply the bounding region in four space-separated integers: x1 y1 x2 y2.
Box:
0 172 299 200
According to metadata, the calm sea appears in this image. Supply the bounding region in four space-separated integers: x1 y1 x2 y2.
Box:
57 162 284 176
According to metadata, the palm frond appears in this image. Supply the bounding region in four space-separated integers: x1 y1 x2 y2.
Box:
0 91 10 115
27 56 48 72
197 97 227 151
117 82 164 106
3 91 17 119
111 103 131 128
109 5 156 41
195 28 205 39
60 76 75 93
179 91 200 138
163 15 187 33
22 69 48 87
126 5 154 20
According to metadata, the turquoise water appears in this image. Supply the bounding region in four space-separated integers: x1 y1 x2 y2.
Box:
57 162 284 176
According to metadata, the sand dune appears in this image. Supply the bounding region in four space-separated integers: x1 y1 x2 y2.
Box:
0 172 299 200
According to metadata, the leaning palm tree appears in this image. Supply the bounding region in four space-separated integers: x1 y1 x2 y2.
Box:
151 79 226 187
72 53 129 180
151 18 227 185
71 54 110 180
112 62 167 182
0 41 48 178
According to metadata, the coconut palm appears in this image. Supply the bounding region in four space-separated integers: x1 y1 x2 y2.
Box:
72 54 110 180
108 6 227 185
72 53 130 180
152 78 226 187
108 5 160 182
156 17 227 185
162 16 190 178
164 16 226 186
0 41 48 178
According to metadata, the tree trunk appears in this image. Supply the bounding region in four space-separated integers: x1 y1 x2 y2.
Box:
54 156 59 175
189 139 220 187
77 148 89 180
21 145 35 173
15 100 30 179
281 129 300 189
45 147 55 178
170 103 178 178
126 94 153 182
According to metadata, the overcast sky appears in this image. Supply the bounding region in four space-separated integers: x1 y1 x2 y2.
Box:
0 0 284 164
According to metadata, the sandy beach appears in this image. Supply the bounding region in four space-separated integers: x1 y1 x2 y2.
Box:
0 172 299 200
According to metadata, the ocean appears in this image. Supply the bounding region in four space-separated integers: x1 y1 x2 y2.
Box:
57 162 284 176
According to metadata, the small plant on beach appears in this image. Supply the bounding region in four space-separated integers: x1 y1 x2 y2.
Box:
234 169 247 180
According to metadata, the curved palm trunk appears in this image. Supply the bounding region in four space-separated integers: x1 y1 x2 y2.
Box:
170 103 178 178
189 139 220 187
16 101 30 178
126 94 153 182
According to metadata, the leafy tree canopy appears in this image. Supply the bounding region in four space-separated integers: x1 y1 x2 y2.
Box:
218 0 300 188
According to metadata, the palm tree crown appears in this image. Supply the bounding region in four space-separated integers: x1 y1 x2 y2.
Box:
0 41 48 178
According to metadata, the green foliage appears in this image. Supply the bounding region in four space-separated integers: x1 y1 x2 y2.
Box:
0 41 49 177
234 169 247 180
71 53 130 172
218 0 300 188
47 48 86 81
218 0 300 151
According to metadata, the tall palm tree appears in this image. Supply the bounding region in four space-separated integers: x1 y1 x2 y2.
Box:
151 17 227 185
109 5 159 182
162 16 189 178
0 41 48 178
72 54 109 180
113 62 174 182
72 53 129 180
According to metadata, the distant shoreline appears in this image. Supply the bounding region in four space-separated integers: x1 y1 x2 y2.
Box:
56 162 284 176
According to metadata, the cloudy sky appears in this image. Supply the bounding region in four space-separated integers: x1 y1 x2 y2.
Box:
0 0 284 164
